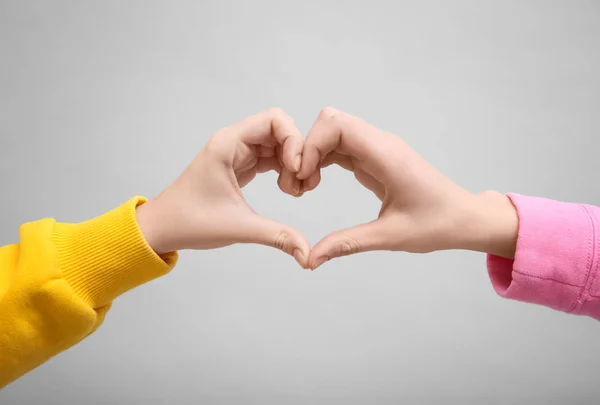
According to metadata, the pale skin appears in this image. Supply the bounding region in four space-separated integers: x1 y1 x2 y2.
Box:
136 107 519 270
136 108 311 267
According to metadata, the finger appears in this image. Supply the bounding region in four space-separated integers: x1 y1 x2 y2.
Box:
319 152 385 198
298 107 382 180
355 169 386 200
256 156 282 174
278 168 301 196
257 146 276 158
275 145 301 196
281 135 303 174
300 152 351 193
232 108 303 173
302 169 321 192
236 169 257 188
308 219 392 270
235 156 258 173
321 152 354 171
236 214 311 268
237 157 283 188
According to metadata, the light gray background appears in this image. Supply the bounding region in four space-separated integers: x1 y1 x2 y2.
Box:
1 1 599 404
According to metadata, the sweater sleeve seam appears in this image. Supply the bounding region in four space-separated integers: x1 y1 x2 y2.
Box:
511 270 580 288
570 204 597 310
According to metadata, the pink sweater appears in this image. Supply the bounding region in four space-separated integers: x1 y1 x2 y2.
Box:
488 193 600 320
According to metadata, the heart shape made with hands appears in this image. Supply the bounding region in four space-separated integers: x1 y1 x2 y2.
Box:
220 107 391 271
206 107 450 270
145 107 513 272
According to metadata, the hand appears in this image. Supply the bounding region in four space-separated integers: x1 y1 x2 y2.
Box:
136 108 311 268
298 108 519 270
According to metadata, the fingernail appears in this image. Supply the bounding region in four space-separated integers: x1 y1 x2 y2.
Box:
293 154 301 172
293 180 300 195
311 256 330 270
293 249 306 268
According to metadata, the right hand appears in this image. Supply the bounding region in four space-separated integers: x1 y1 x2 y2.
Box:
297 108 519 270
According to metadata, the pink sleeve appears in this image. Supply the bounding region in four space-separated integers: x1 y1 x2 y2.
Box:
487 193 600 320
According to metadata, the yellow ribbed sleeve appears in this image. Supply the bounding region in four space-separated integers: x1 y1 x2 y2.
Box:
0 197 178 388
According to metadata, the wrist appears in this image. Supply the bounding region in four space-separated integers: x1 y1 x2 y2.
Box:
458 191 519 259
136 199 175 255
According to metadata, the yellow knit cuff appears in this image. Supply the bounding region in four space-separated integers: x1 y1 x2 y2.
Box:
53 197 178 309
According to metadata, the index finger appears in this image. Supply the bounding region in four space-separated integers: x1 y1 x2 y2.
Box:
230 107 303 172
297 107 381 180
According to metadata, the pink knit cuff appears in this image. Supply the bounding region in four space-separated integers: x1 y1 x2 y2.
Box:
487 194 600 318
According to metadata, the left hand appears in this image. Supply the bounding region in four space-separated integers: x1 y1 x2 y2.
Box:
297 107 518 269
136 108 311 268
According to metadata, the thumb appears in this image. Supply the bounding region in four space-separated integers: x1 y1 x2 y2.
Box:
236 214 311 269
308 219 391 270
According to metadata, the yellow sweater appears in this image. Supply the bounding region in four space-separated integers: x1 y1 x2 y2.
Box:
0 197 178 388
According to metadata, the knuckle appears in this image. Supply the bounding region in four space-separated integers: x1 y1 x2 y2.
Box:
203 135 226 157
274 231 289 252
337 238 360 257
319 106 339 122
267 107 286 118
276 174 285 189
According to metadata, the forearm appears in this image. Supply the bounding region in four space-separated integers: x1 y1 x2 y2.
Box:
0 197 177 388
455 191 600 319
